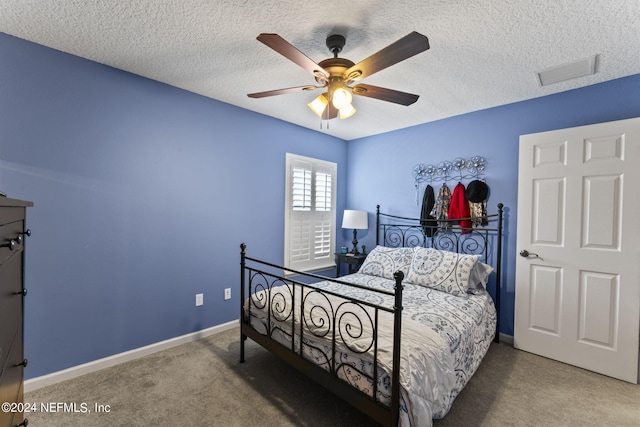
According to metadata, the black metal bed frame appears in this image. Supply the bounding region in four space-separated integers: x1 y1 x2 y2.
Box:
239 203 504 426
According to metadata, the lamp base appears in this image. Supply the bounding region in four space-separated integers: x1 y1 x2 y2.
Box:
351 229 359 254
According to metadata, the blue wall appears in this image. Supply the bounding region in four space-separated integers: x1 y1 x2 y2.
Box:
0 33 347 378
346 74 640 336
2 32 640 378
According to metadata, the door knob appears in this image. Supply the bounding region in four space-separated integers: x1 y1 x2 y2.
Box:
519 250 540 258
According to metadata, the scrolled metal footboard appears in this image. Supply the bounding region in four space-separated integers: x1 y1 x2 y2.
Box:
239 243 404 426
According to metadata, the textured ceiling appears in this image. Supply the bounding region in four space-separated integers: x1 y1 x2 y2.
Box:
1 1 639 140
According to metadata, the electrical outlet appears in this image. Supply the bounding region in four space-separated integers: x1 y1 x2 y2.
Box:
195 293 204 306
224 288 231 300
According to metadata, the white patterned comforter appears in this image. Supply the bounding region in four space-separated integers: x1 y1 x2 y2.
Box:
246 273 496 426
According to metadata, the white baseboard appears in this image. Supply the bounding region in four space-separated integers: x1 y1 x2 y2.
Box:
24 320 238 393
499 333 514 345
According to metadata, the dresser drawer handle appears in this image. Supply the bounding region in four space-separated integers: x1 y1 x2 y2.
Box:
14 288 27 297
16 229 31 244
15 358 28 368
2 239 17 250
17 418 29 426
15 229 31 245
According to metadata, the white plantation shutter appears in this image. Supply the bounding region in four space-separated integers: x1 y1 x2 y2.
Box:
313 169 333 260
292 167 311 211
285 154 336 272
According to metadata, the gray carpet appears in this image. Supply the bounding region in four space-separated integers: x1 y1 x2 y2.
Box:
25 327 640 426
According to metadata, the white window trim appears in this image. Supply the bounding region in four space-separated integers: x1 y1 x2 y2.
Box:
284 153 337 274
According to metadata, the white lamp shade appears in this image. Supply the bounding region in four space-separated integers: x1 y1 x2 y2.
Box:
342 210 368 229
338 103 356 119
332 87 352 109
307 93 328 118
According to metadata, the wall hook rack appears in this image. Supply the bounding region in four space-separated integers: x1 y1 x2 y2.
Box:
412 156 487 203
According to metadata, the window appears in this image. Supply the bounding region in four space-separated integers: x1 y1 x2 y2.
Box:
284 153 337 273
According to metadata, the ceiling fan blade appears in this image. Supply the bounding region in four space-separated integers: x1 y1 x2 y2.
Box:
257 33 329 82
344 32 429 82
352 84 420 106
248 85 320 98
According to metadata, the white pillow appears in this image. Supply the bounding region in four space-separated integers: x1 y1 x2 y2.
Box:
406 247 479 296
357 246 414 280
467 261 494 294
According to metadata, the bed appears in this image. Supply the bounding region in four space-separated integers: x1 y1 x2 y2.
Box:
239 204 503 426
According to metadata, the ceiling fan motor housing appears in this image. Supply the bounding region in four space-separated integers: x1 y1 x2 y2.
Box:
316 57 355 84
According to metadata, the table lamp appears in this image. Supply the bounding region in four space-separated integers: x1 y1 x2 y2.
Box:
342 210 368 254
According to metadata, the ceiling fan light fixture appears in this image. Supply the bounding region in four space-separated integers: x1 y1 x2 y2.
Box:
331 87 352 109
338 103 356 119
308 93 329 117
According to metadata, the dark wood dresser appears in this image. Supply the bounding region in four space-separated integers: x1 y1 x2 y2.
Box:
0 197 32 427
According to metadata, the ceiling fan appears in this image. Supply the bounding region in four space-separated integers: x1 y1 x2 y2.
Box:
247 32 430 120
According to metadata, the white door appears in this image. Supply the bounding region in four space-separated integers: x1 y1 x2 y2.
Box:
514 117 640 384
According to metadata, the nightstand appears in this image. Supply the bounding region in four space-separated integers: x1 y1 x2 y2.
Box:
335 252 367 277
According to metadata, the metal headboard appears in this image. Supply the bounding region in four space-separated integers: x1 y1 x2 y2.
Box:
376 203 504 342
